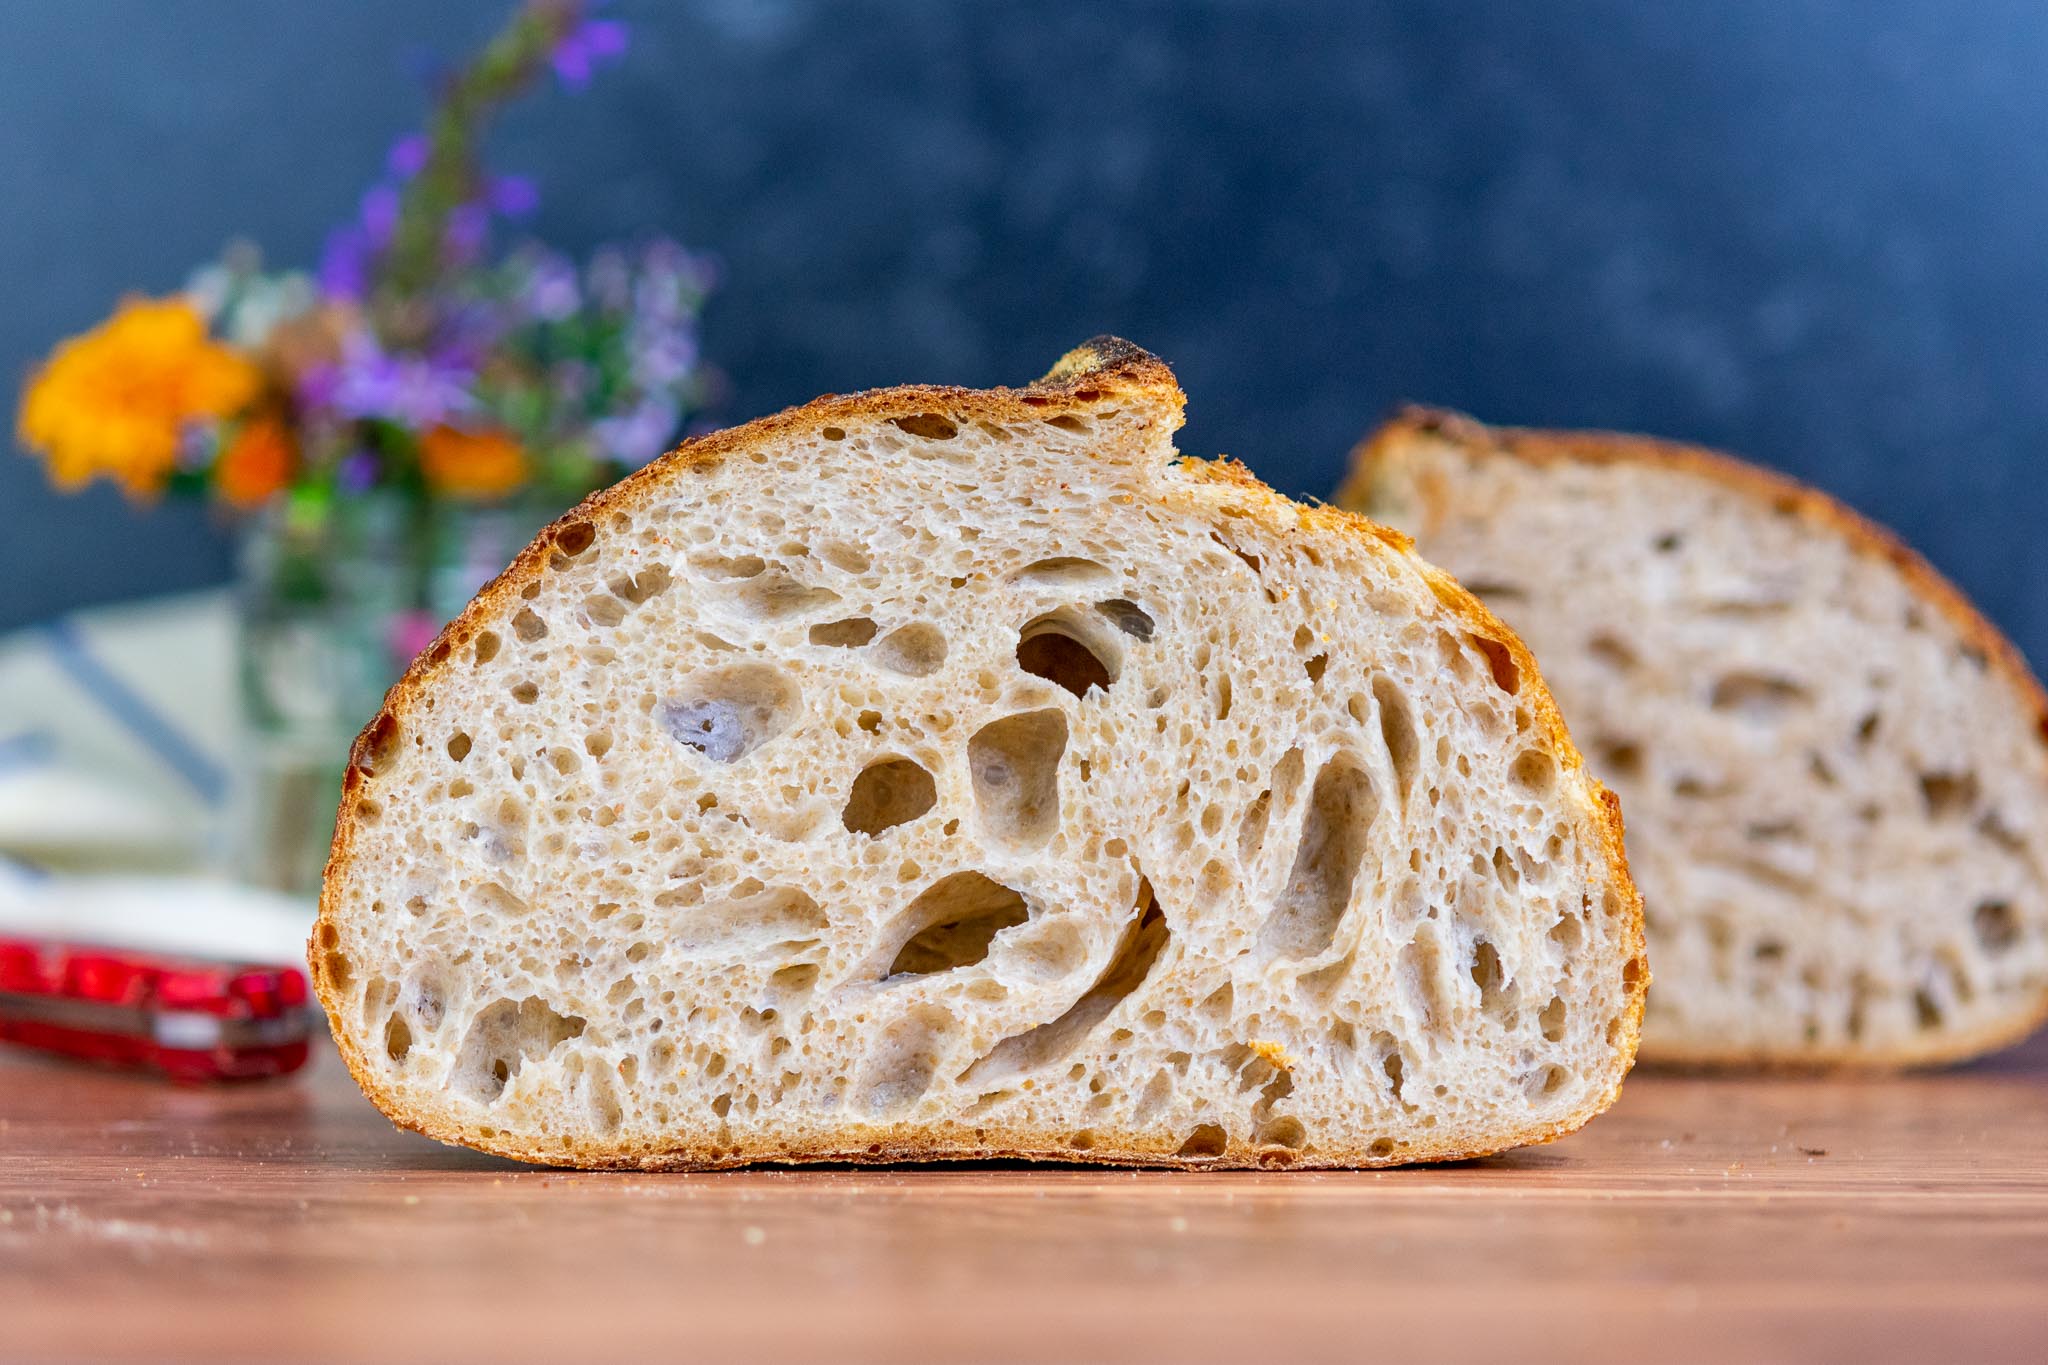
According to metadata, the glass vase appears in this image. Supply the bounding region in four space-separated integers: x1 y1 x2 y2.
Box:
232 492 555 894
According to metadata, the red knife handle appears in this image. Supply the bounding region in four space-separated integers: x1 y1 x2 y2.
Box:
0 935 312 1082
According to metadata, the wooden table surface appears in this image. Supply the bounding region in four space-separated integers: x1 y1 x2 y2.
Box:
3 1032 2045 1363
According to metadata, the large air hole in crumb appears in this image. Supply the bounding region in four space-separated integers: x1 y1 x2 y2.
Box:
1510 748 1558 795
583 594 627 629
881 872 1030 979
671 887 827 961
842 757 938 835
1398 929 1446 1029
1256 1115 1307 1150
1368 677 1419 802
1236 789 1274 872
384 1013 412 1062
1257 756 1376 960
1175 1123 1228 1158
692 552 766 580
968 709 1067 850
1467 633 1519 694
449 996 586 1103
961 878 1170 1087
1095 599 1155 639
892 413 959 440
1014 556 1112 588
855 1006 952 1116
1015 609 1119 697
717 569 841 622
1371 1030 1407 1101
872 623 948 676
810 617 878 647
661 664 801 764
609 564 672 605
1710 672 1810 721
1470 940 1511 1018
1556 912 1589 957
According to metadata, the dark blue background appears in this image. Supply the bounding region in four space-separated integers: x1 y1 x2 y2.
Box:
7 1 2046 662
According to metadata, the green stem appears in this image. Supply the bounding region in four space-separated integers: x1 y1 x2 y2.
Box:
376 0 587 322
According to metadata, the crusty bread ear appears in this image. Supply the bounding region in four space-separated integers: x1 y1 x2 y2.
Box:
311 342 1644 1169
1345 407 2048 1068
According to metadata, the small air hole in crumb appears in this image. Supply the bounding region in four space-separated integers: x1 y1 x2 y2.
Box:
820 426 846 441
511 682 539 704
1918 771 1979 819
385 1014 412 1062
513 608 547 643
1175 1123 1228 1158
1914 989 1943 1030
1304 653 1329 683
447 732 472 762
1974 901 2019 954
472 631 501 665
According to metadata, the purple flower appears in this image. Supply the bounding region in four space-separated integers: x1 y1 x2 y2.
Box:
592 394 680 467
386 134 430 180
488 174 541 219
303 331 475 428
629 322 699 389
318 225 372 300
551 17 629 89
359 185 401 246
521 249 582 321
337 449 381 494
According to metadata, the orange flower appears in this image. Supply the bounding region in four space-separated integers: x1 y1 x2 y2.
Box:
419 424 527 499
214 416 296 508
17 296 262 498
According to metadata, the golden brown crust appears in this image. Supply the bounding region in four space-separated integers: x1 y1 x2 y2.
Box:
1345 405 2048 1069
310 349 1646 1169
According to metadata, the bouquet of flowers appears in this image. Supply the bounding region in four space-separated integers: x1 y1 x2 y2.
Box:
17 0 715 521
12 1 720 890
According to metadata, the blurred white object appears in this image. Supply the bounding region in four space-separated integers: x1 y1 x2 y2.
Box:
0 861 313 966
0 591 234 871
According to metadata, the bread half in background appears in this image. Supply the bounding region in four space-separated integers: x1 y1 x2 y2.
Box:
1343 407 2048 1067
309 341 1646 1169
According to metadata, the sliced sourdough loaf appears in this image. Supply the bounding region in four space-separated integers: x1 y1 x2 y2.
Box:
1344 407 2048 1067
310 341 1644 1169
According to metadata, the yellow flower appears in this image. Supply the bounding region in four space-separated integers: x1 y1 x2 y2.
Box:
214 416 296 509
17 296 262 498
420 424 527 499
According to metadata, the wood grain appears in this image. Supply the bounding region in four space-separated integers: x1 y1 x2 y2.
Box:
3 1032 2045 1362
